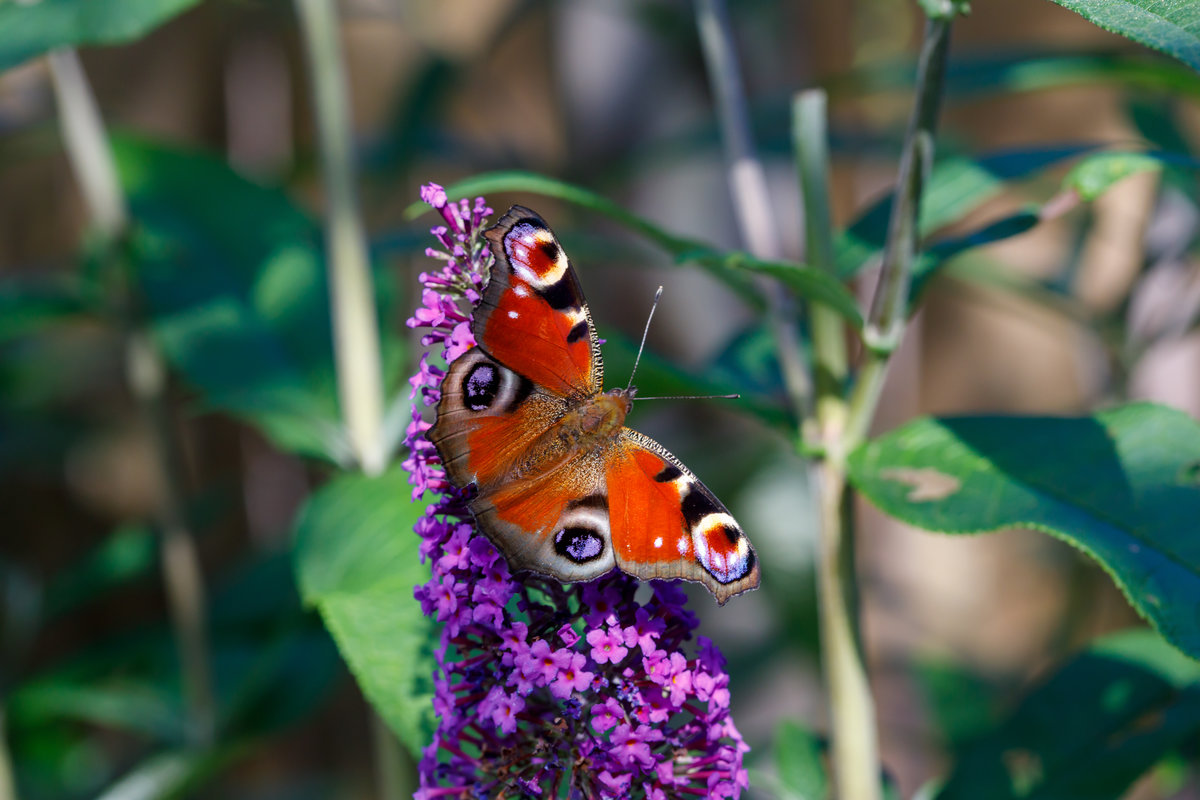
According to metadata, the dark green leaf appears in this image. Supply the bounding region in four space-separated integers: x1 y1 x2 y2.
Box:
1041 1 1200 75
913 659 1004 749
0 0 199 72
775 720 828 800
9 679 180 739
0 278 90 341
113 136 356 462
835 147 1091 280
292 468 435 757
848 403 1200 659
686 249 863 328
937 629 1200 800
600 328 789 429
95 745 245 800
839 52 1200 102
44 525 157 621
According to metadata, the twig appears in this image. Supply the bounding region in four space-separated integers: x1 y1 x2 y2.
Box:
792 88 881 800
0 706 15 800
846 15 953 449
694 0 813 424
47 48 216 747
294 0 386 476
293 1 402 795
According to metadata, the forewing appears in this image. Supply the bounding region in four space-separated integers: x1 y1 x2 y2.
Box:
478 206 603 397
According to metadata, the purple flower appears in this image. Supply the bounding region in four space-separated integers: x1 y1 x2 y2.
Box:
549 651 595 699
587 623 630 665
406 183 749 797
591 697 625 734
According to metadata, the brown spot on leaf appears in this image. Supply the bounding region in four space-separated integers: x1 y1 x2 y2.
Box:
880 467 962 502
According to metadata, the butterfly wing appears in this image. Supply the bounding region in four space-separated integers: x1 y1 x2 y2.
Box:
430 349 617 583
478 206 602 396
606 429 759 604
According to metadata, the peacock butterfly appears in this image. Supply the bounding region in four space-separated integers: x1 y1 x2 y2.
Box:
429 206 759 604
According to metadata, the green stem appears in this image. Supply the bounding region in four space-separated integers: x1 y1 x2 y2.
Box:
0 705 16 800
47 48 215 747
792 89 880 800
294 0 400 794
294 0 386 476
793 89 849 432
693 0 813 423
846 16 952 451
371 712 412 800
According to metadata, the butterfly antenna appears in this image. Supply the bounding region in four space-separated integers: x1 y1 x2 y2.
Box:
637 393 741 401
626 285 663 392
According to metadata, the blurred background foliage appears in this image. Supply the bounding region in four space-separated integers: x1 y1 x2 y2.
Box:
2 0 1200 798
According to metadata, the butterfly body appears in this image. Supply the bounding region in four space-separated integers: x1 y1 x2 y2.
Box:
430 206 759 603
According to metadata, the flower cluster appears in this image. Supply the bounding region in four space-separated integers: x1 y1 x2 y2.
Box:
405 184 749 799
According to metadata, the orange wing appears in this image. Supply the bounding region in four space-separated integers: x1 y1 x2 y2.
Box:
477 206 602 397
606 430 759 604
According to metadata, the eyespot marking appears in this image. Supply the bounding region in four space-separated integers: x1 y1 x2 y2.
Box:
463 363 499 412
555 527 605 563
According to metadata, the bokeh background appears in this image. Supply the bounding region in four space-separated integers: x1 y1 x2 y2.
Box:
3 0 1199 797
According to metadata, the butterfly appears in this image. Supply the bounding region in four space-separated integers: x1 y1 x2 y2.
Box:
429 206 759 604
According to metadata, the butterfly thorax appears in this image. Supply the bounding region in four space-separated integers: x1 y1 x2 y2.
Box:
511 389 633 479
559 388 634 447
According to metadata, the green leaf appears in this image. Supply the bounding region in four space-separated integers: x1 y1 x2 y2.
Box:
113 136 353 462
0 0 199 73
937 629 1200 800
419 171 863 326
9 679 180 739
847 403 1200 659
1062 150 1165 200
44 525 157 621
775 720 829 800
1042 1 1200 75
835 147 1091 280
0 278 89 342
600 328 790 429
292 468 435 757
687 249 863 329
94 746 244 800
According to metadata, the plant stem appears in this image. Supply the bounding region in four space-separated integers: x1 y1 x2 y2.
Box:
293 1 402 794
0 705 16 800
792 88 881 800
846 15 952 450
809 18 954 794
294 0 386 476
693 0 813 424
47 48 215 747
792 90 848 432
